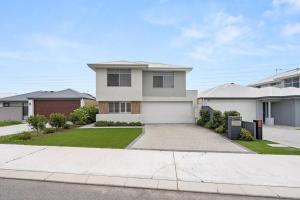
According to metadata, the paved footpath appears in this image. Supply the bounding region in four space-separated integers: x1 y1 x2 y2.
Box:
0 123 32 136
0 144 300 199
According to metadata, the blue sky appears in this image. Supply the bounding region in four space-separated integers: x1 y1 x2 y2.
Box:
1 0 300 95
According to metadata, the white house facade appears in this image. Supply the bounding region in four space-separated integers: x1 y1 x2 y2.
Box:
87 61 198 124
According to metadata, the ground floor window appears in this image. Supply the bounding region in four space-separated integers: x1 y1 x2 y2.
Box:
108 102 131 113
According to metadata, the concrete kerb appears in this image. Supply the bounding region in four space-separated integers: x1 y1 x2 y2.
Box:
126 126 146 149
0 169 299 199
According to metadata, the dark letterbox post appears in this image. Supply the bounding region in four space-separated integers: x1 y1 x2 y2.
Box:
228 116 242 140
253 120 263 140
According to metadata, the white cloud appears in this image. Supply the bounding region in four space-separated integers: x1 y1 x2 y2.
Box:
182 12 251 60
264 0 300 17
282 23 300 36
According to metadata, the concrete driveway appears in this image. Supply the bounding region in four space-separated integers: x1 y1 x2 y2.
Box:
130 124 249 153
0 123 32 137
263 125 300 148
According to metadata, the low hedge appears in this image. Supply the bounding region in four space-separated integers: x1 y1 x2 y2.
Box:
95 121 143 127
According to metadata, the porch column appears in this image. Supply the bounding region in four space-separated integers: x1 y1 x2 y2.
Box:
268 101 271 118
266 101 274 126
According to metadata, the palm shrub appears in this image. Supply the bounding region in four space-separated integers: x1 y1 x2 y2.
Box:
49 113 66 129
27 115 47 133
85 107 99 123
211 110 224 128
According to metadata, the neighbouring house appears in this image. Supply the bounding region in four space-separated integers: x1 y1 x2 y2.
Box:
0 89 95 121
87 61 198 123
249 68 300 88
198 83 300 127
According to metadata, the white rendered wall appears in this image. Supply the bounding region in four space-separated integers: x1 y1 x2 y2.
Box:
96 68 143 101
96 114 142 122
202 99 258 122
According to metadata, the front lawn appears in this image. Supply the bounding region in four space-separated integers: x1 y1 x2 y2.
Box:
0 121 22 127
236 140 300 155
0 128 142 149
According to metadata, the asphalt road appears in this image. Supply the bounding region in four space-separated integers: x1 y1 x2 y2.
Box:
0 178 284 200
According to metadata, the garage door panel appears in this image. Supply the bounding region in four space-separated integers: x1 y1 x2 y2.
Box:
142 102 194 123
34 100 80 117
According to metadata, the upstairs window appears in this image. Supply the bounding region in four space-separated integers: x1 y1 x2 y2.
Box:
107 69 131 87
284 77 299 88
153 72 174 88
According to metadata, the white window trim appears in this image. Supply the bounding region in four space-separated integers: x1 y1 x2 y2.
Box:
108 102 131 114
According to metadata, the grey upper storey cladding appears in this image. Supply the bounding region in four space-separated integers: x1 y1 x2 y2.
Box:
142 71 186 97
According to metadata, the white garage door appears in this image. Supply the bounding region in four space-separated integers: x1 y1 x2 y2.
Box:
142 102 194 123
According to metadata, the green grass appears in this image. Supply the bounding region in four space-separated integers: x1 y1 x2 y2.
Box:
0 128 142 149
236 140 300 155
0 121 22 127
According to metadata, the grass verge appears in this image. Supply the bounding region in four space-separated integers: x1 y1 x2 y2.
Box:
236 140 300 155
0 128 142 149
0 121 22 127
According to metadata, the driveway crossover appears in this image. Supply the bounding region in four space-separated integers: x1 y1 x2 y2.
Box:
131 124 249 153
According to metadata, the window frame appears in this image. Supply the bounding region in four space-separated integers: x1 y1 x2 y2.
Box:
107 69 131 87
284 77 300 88
153 72 174 88
3 102 10 107
108 102 132 113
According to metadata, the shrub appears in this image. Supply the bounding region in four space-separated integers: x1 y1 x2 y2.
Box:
224 111 240 129
95 121 143 127
197 110 210 126
27 115 47 133
17 131 33 140
129 122 143 126
85 107 99 123
215 125 226 134
240 128 254 141
63 123 71 129
49 113 66 129
211 110 224 129
204 121 214 129
44 127 56 134
69 107 98 125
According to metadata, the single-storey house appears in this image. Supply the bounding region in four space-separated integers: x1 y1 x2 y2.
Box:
87 60 198 123
0 89 95 121
198 83 300 127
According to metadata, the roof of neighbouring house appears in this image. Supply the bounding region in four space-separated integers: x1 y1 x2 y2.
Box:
198 83 300 99
0 89 95 102
249 68 300 87
28 89 95 100
0 91 49 102
87 60 192 72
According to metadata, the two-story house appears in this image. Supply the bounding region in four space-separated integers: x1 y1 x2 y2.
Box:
249 68 300 88
87 61 198 123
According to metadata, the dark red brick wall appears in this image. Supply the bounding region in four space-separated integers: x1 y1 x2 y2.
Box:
34 100 80 117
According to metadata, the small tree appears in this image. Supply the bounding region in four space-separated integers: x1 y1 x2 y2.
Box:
49 113 66 129
27 115 47 133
